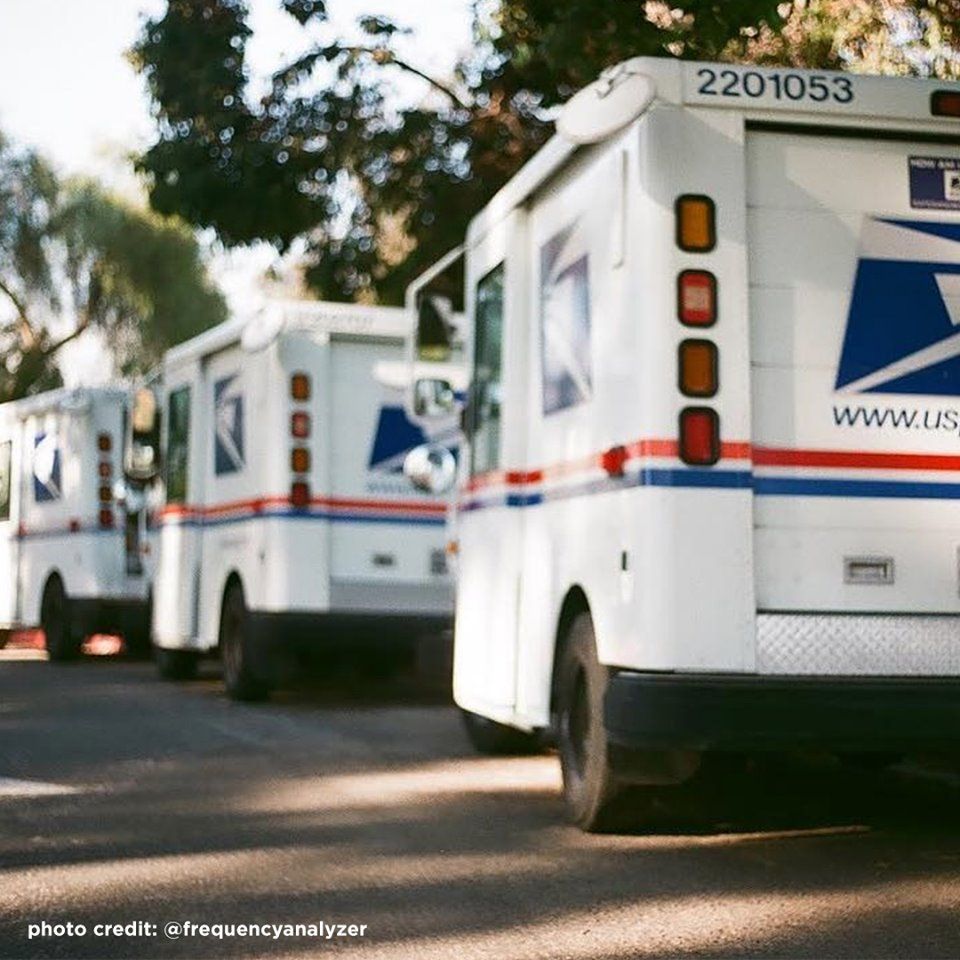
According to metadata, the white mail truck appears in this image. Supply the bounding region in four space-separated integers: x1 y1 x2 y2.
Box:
0 387 153 659
133 301 456 700
406 58 960 830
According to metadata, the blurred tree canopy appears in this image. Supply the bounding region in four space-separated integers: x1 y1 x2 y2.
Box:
0 132 226 401
133 0 960 305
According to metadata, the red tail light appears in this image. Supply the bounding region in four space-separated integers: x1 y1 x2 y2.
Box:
290 481 310 508
679 407 720 466
291 412 311 438
678 270 717 327
932 90 960 117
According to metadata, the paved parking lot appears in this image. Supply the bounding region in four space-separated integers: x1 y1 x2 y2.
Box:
2 648 960 958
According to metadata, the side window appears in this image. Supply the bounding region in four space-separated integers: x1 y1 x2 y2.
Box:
213 374 245 476
0 441 10 521
540 223 592 414
166 386 191 505
471 264 505 476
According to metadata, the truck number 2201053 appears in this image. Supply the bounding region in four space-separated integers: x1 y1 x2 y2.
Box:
696 68 854 105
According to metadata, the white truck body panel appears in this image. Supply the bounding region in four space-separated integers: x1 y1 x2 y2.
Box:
448 58 960 732
152 302 454 653
0 387 151 631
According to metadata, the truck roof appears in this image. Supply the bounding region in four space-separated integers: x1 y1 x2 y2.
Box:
0 385 127 420
164 299 411 368
467 57 960 247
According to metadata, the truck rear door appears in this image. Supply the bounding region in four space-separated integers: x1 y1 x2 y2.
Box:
749 127 960 614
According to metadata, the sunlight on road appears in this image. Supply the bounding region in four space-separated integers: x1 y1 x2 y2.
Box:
0 777 79 797
237 756 563 816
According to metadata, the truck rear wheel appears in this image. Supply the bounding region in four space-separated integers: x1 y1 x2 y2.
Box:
155 647 199 681
220 583 269 702
460 709 539 755
41 577 78 662
555 612 630 831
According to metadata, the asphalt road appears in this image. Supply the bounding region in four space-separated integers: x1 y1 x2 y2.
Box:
3 648 960 959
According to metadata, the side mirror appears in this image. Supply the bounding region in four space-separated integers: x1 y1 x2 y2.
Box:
403 443 457 495
125 387 161 482
413 378 456 418
112 479 146 514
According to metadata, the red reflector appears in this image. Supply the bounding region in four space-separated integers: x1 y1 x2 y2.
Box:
601 445 628 477
679 407 720 466
678 270 717 326
97 433 112 452
98 508 114 529
932 90 960 117
290 481 310 508
291 412 311 438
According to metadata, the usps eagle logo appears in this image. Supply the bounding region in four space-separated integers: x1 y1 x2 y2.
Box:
214 374 245 475
33 432 61 502
836 217 960 395
367 405 459 474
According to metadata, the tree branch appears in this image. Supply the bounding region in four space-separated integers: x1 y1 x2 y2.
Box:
0 277 38 350
342 45 472 110
41 311 91 358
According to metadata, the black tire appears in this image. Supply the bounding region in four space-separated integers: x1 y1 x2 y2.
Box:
122 606 153 660
460 709 539 755
41 577 79 662
555 611 631 831
155 646 199 681
220 583 269 702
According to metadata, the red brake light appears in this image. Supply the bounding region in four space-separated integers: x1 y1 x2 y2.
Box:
678 271 717 327
290 481 310 508
291 412 311 438
679 407 720 466
932 90 960 117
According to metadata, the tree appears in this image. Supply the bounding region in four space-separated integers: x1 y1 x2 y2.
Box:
133 1 793 305
133 1 960 307
0 132 227 402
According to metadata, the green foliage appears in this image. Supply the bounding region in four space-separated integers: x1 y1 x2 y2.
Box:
0 133 226 402
133 1 960 306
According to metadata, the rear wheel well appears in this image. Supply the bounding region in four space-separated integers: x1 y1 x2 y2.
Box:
550 586 591 724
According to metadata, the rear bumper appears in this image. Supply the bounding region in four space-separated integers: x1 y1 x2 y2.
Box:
605 672 960 752
245 610 452 682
